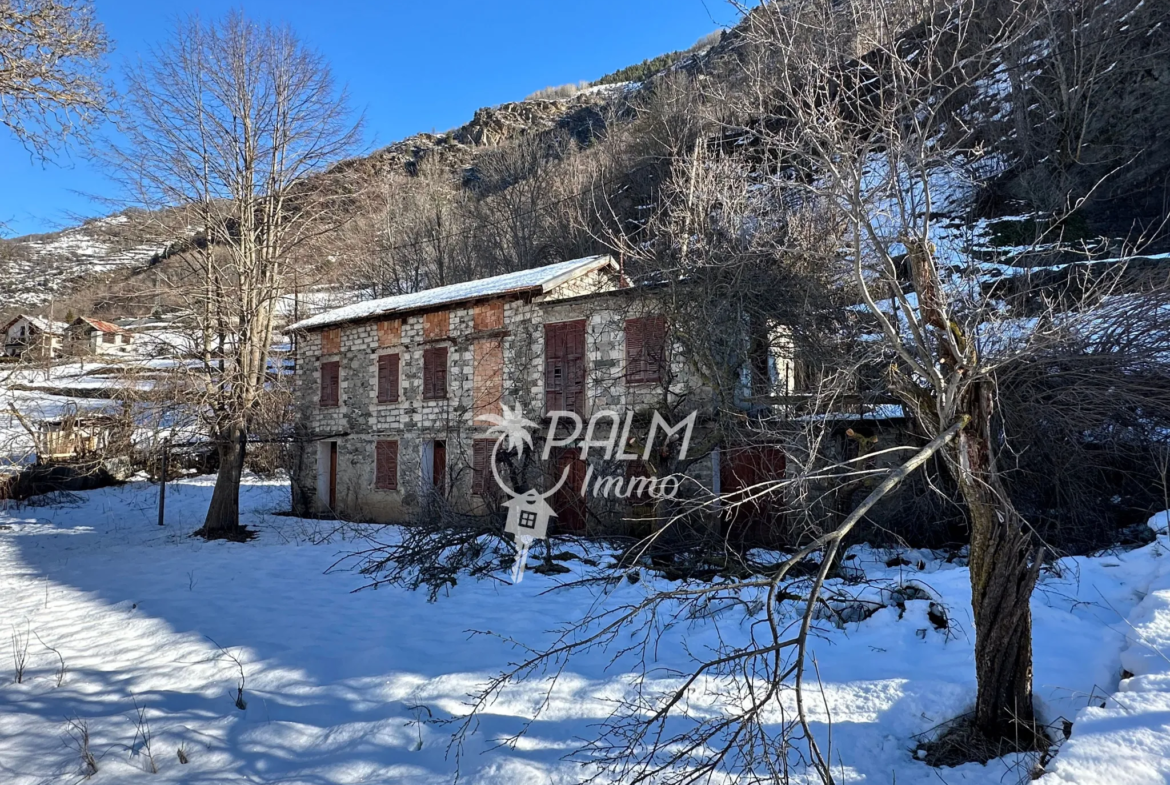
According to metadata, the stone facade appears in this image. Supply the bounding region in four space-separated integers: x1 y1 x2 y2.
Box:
290 265 795 532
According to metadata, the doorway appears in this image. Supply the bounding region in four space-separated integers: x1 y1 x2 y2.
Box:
316 441 338 512
552 449 588 533
421 439 447 497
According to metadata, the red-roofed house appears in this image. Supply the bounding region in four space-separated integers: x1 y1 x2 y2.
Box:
64 317 135 357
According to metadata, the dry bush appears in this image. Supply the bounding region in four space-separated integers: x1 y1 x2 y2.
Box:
525 81 590 101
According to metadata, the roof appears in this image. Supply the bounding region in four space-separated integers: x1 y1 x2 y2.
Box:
2 314 68 335
288 255 619 332
70 317 132 335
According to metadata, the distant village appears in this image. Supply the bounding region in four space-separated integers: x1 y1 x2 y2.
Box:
1 313 136 361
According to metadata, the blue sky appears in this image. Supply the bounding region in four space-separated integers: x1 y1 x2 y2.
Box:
0 0 732 237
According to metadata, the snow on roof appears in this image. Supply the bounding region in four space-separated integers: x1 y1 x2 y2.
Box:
289 255 618 332
2 314 68 334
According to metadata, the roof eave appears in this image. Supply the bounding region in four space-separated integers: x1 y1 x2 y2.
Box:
289 255 619 333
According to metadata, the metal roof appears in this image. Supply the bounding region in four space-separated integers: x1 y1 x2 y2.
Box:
288 255 618 332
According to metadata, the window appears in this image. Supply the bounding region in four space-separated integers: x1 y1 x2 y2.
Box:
472 339 503 419
474 300 504 331
422 346 448 400
518 510 538 529
544 320 586 414
320 360 340 407
472 438 498 497
321 327 341 355
749 332 770 397
377 319 401 347
375 440 399 490
102 332 115 344
423 310 449 340
377 353 400 403
625 316 667 384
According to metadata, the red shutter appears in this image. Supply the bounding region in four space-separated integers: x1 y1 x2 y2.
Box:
388 353 400 401
375 440 399 490
625 318 645 382
545 323 564 412
544 321 585 414
626 316 666 384
320 361 340 406
422 350 435 399
565 322 585 414
472 439 491 496
646 316 666 381
378 354 399 403
435 346 448 398
423 347 448 400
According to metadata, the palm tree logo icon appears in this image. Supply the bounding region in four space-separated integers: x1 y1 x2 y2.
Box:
477 403 571 582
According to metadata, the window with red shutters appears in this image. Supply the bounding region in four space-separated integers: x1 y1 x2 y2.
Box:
319 360 340 407
544 320 586 414
472 438 498 497
375 440 399 490
377 353 400 403
626 316 667 384
422 346 448 400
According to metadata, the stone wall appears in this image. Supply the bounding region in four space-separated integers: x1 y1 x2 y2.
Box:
290 284 780 529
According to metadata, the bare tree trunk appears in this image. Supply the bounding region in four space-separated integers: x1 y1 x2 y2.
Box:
201 421 247 538
955 381 1042 741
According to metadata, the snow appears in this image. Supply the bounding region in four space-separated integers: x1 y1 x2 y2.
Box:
288 255 615 332
0 476 1167 783
0 221 169 308
1042 515 1170 785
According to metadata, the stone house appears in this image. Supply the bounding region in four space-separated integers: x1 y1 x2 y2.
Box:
64 317 135 357
288 255 796 533
2 315 67 360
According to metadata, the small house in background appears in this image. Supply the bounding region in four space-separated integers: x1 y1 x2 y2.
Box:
64 317 135 357
2 314 67 360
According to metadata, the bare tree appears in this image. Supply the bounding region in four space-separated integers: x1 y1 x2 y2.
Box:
375 0 1170 778
719 0 1170 754
104 12 361 537
0 0 108 158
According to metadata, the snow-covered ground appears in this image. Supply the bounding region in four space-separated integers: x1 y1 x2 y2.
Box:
0 476 1167 784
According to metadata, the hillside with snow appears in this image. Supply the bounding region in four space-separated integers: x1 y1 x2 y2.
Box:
0 214 168 308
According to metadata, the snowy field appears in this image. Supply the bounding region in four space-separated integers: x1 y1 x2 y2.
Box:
0 475 1168 784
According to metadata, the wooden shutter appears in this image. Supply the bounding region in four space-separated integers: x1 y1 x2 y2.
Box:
472 438 493 496
544 320 586 414
545 323 563 412
625 318 645 382
435 346 448 398
423 350 437 400
626 316 666 383
320 361 340 406
423 346 448 400
377 353 400 403
375 440 398 490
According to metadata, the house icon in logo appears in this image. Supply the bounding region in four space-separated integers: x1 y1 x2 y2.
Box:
504 489 557 541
